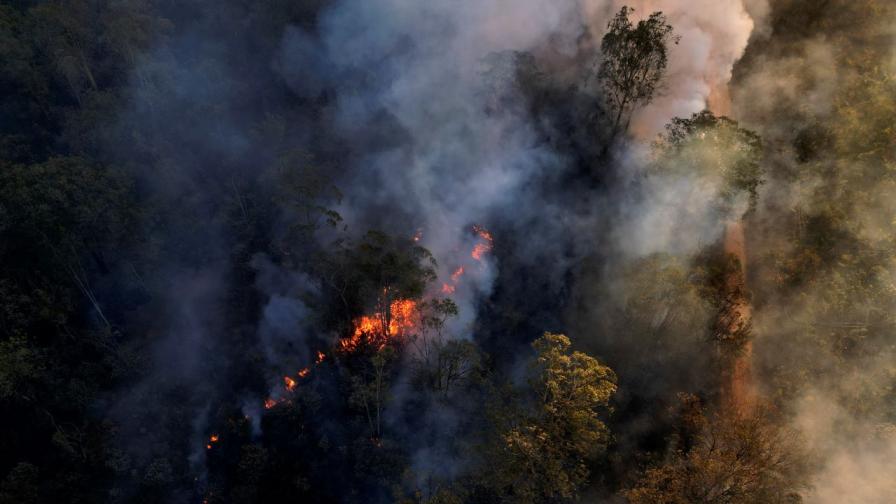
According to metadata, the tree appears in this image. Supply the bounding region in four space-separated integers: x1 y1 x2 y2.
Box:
599 6 678 142
349 348 395 440
410 299 483 398
30 0 101 104
626 395 807 504
482 333 617 502
319 230 437 344
653 111 763 209
0 156 136 329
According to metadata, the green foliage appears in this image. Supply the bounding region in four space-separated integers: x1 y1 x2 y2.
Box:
621 254 715 335
599 6 678 139
0 157 135 267
271 150 344 246
410 298 482 396
653 110 764 209
349 348 396 439
0 156 136 331
739 0 896 431
319 230 438 336
482 333 617 502
3 0 891 501
349 231 438 299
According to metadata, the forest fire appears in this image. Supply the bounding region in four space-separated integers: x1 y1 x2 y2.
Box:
339 298 420 352
441 266 466 294
13 0 893 501
471 225 494 260
267 224 494 412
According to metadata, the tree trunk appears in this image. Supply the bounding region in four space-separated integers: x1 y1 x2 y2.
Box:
721 220 755 414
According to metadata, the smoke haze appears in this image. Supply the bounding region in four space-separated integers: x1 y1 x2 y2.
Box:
2 0 893 502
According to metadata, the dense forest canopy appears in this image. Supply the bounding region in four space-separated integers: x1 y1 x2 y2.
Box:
1 0 894 502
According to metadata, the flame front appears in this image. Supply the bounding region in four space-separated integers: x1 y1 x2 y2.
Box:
471 225 493 261
441 266 466 294
264 225 493 413
340 298 420 352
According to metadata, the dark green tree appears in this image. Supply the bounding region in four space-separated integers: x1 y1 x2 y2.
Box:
599 6 678 142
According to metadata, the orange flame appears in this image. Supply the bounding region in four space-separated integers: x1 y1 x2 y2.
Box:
471 225 493 260
284 376 297 391
264 398 277 409
210 435 219 442
441 266 466 294
473 225 493 242
340 298 420 352
297 367 310 378
315 351 326 364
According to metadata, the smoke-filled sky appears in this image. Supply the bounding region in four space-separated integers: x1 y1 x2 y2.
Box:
271 0 765 313
84 0 894 501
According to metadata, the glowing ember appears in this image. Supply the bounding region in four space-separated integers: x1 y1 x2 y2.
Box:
471 225 493 260
441 266 466 294
315 351 326 364
297 367 310 378
210 435 219 442
284 376 297 391
264 398 277 409
340 298 420 352
473 225 492 242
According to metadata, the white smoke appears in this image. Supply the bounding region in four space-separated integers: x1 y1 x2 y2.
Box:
278 0 762 332
580 0 759 136
794 393 896 504
280 0 587 337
